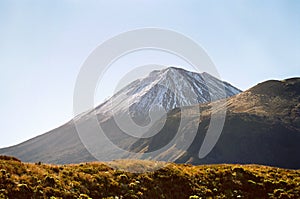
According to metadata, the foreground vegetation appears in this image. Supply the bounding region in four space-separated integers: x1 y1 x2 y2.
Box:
0 156 300 199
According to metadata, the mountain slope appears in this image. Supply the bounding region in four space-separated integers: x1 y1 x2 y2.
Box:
130 78 300 168
0 67 240 164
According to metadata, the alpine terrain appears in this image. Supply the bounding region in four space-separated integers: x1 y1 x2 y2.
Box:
0 67 241 164
131 78 300 168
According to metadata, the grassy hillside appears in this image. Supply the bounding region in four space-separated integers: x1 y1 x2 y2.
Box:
131 78 300 168
0 156 300 199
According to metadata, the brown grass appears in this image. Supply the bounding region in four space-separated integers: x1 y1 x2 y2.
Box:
0 155 300 199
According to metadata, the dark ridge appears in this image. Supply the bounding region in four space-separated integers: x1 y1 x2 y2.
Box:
249 78 300 97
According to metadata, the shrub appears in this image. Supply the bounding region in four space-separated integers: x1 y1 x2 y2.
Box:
189 195 200 199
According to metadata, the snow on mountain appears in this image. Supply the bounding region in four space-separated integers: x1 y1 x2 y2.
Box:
0 66 242 164
91 67 241 124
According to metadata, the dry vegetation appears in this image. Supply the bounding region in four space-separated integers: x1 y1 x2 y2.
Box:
0 156 300 199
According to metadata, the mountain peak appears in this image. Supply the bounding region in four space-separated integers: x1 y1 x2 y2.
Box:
2 67 299 167
163 66 186 72
0 67 242 164
95 67 241 120
148 66 186 77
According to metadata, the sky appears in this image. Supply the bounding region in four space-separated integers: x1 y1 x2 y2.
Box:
0 0 299 147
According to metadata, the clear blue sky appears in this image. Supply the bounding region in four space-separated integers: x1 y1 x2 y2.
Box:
0 0 299 147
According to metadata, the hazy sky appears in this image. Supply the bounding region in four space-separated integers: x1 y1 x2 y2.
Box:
0 0 299 147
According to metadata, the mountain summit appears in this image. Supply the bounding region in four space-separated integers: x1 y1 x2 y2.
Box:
0 68 299 168
81 67 240 125
0 67 241 164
